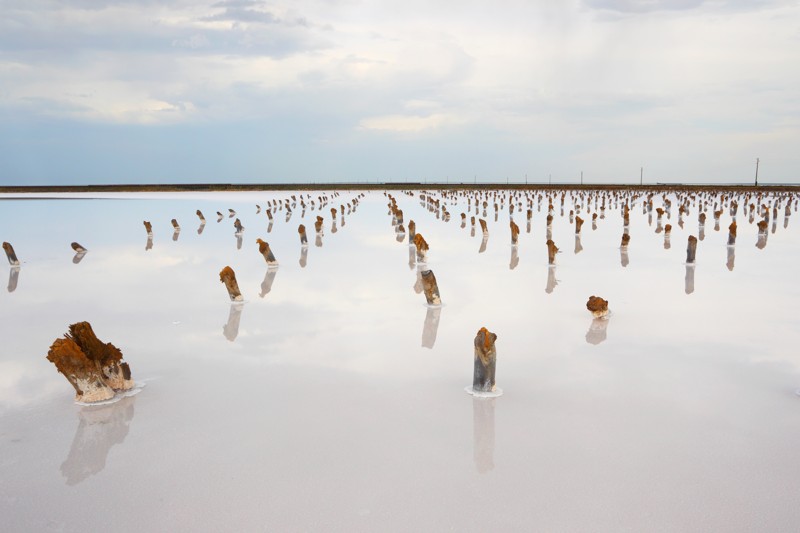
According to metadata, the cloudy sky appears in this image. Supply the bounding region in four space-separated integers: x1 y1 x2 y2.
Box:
1 0 798 185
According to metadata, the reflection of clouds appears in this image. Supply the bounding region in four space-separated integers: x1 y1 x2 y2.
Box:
61 395 136 486
0 360 66 412
3 190 800 390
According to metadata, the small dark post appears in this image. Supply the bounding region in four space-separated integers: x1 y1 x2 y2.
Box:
3 242 20 266
686 235 698 263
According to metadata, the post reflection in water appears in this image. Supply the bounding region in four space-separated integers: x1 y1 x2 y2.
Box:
574 235 583 255
421 306 441 349
413 267 424 295
685 264 695 295
223 303 244 342
545 265 558 294
299 246 308 268
60 395 136 486
72 252 87 264
509 246 519 270
267 221 273 234
756 234 768 250
727 246 735 271
408 245 416 270
586 318 609 345
315 234 323 248
260 267 278 298
620 247 629 268
197 222 205 235
473 397 496 474
478 235 488 254
236 234 243 250
7 266 20 292
172 229 180 242
145 235 153 251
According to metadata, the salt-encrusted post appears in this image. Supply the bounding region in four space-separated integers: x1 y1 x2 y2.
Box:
46 321 134 403
298 224 308 245
256 238 278 266
414 233 429 263
420 269 441 306
586 296 609 318
219 266 243 302
473 327 498 393
510 220 520 245
686 235 698 263
546 239 558 265
3 242 20 266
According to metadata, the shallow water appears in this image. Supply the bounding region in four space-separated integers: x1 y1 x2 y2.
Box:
2 189 800 532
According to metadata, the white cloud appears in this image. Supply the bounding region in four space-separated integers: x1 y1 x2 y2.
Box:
0 0 798 182
359 113 461 133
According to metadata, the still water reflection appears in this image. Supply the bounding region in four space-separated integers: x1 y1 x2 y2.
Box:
61 395 136 486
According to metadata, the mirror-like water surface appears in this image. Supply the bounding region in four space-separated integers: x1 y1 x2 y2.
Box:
2 189 800 532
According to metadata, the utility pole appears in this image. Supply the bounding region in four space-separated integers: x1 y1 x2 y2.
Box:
640 167 643 186
581 171 583 186
549 173 551 186
755 158 760 187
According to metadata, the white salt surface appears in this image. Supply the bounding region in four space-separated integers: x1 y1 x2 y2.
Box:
2 189 800 532
74 382 146 407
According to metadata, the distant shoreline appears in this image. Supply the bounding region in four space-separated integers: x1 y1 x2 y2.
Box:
1 182 799 193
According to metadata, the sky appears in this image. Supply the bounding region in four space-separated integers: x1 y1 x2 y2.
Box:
1 0 798 185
